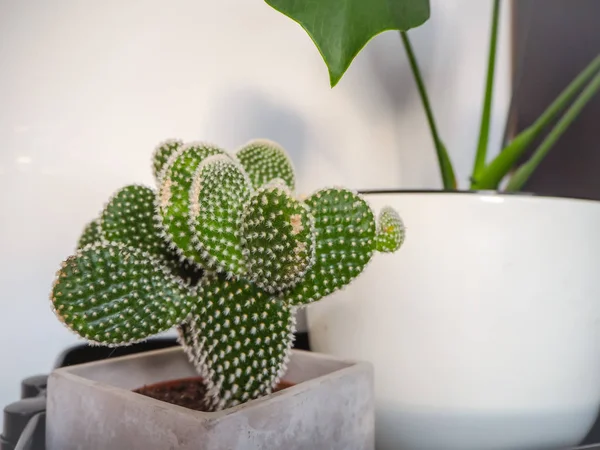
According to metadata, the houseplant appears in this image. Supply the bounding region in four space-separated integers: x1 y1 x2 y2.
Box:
266 1 600 449
46 138 405 450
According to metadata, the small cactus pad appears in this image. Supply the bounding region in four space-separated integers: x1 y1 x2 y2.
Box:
236 140 295 190
376 206 405 253
51 242 197 346
152 139 183 181
179 274 295 410
240 185 316 293
189 155 253 276
77 218 102 249
286 188 376 306
101 185 170 261
158 142 227 265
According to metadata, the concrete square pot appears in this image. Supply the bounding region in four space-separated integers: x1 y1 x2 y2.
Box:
46 347 373 450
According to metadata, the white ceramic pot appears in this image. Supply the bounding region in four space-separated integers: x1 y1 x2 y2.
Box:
306 191 600 450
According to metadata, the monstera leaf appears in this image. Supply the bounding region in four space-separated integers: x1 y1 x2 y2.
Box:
265 0 431 86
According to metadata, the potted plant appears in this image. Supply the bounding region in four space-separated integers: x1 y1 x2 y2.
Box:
46 139 405 450
266 1 600 449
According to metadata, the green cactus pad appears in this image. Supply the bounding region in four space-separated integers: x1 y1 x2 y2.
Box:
189 155 253 276
51 242 197 346
101 184 202 282
236 139 295 190
179 274 295 410
157 142 227 265
77 218 102 249
102 185 170 260
152 139 183 182
376 206 405 253
286 188 376 306
240 185 315 293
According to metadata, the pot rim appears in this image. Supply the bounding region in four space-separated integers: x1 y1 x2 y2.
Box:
358 188 600 204
49 347 368 418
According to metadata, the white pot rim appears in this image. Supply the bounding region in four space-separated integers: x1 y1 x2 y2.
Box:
358 188 600 205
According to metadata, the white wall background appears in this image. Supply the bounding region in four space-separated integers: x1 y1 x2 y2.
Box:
0 0 511 424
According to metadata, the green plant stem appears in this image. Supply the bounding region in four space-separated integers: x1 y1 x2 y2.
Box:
400 31 456 190
472 53 600 190
505 70 600 191
471 0 501 182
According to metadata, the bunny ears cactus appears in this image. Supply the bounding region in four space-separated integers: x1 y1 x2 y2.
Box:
50 138 405 411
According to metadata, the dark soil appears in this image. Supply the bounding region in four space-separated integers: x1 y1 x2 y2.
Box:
133 377 294 412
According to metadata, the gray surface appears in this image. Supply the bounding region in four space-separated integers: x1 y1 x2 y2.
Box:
46 348 374 450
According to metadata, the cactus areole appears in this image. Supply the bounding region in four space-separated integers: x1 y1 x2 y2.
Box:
50 138 406 411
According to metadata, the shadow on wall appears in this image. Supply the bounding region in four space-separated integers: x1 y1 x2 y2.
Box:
362 5 464 123
204 88 308 160
203 87 344 181
363 25 437 118
352 0 496 188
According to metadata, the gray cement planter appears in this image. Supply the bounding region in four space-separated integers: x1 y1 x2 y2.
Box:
46 347 374 450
